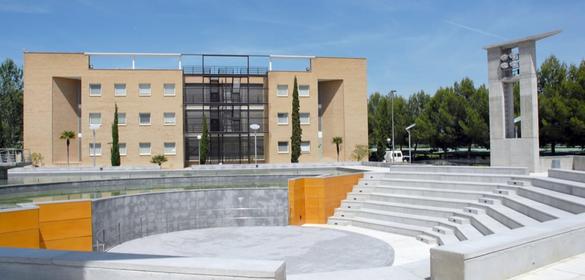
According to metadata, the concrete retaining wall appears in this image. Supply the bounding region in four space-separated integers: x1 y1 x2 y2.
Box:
92 188 289 250
538 156 574 172
574 156 585 171
0 247 286 280
430 213 585 280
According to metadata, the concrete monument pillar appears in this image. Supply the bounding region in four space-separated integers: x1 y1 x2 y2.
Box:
484 31 560 172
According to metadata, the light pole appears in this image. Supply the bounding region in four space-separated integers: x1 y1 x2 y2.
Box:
250 123 260 167
197 134 202 165
89 124 101 168
389 90 396 155
386 137 391 163
406 123 416 164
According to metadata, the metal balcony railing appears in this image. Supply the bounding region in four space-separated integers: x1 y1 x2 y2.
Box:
183 66 268 76
0 148 32 167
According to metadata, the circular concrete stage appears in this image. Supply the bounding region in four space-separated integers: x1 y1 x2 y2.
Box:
109 226 394 274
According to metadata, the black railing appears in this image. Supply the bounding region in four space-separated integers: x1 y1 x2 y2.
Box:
183 66 268 76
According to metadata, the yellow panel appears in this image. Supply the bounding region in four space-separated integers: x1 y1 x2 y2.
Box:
38 200 92 222
0 208 39 234
41 236 93 252
39 218 92 241
0 229 40 249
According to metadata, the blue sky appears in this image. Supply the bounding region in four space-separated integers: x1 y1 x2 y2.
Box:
1 0 584 97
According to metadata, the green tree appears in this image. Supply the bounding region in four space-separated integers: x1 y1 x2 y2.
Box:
151 154 168 167
368 92 383 147
374 97 390 161
290 77 302 163
111 104 121 166
407 91 431 155
332 136 343 161
59 131 75 167
0 59 23 148
200 113 209 164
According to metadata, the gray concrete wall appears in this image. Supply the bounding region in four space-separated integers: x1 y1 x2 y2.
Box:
430 213 585 280
574 156 585 171
0 247 286 280
92 188 289 250
538 156 574 172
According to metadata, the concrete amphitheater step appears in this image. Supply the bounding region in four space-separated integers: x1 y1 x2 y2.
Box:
334 207 484 241
530 176 585 199
352 185 497 201
516 185 585 214
382 165 528 175
548 169 585 183
339 199 509 235
328 216 459 245
366 172 518 184
357 178 510 192
351 192 537 229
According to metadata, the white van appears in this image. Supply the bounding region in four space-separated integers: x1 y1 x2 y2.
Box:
384 150 403 163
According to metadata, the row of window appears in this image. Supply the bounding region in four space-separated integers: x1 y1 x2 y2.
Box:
89 83 176 97
277 112 310 125
89 112 176 126
276 84 310 97
277 141 311 154
89 142 176 156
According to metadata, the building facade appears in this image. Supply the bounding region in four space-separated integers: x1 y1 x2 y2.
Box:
23 52 367 168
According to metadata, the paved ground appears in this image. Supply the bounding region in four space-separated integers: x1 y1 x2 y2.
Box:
511 253 585 280
109 226 394 274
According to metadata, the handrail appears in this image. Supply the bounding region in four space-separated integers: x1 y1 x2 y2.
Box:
0 149 32 166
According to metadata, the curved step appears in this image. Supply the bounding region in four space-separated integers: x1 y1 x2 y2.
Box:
381 165 528 175
366 172 517 183
358 178 506 192
517 186 585 214
530 177 585 198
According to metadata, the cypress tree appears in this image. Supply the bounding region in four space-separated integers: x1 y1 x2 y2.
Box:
200 113 209 164
111 104 120 166
290 77 302 162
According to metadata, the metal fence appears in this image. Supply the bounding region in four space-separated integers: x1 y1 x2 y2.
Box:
0 149 31 167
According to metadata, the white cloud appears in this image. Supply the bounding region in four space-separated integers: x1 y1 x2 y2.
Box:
0 1 50 14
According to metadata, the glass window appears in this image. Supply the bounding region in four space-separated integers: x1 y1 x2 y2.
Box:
164 142 176 155
139 113 151 125
89 113 101 125
299 85 310 97
89 143 102 156
163 112 176 125
117 113 126 125
114 84 126 96
119 143 127 156
139 83 151 96
164 83 176 96
301 141 311 153
277 85 288 96
139 142 151 155
277 141 289 153
277 113 288 125
300 112 310 125
89 84 101 96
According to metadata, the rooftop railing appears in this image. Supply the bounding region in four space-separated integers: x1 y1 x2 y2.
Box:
183 66 268 76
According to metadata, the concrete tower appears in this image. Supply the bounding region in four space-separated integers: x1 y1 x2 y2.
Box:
484 30 560 172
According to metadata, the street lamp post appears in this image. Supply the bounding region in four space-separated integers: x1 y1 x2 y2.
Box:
406 123 416 164
250 124 260 167
386 137 391 163
89 124 101 168
197 134 202 165
390 90 396 156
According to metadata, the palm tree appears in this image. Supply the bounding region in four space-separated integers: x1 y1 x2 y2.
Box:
332 136 343 161
60 130 75 167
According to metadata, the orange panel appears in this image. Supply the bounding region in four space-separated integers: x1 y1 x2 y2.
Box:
39 218 92 241
41 236 93 252
38 200 92 223
0 208 39 234
0 229 40 248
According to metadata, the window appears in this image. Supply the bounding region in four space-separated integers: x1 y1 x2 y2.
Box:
118 113 126 125
89 84 101 96
299 85 310 97
89 113 101 125
300 112 310 125
139 83 151 96
277 85 288 97
119 143 127 156
114 84 126 96
164 83 176 96
139 113 151 125
301 141 311 153
277 113 288 125
139 143 151 155
163 112 176 125
89 143 102 156
164 142 176 155
277 141 289 153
